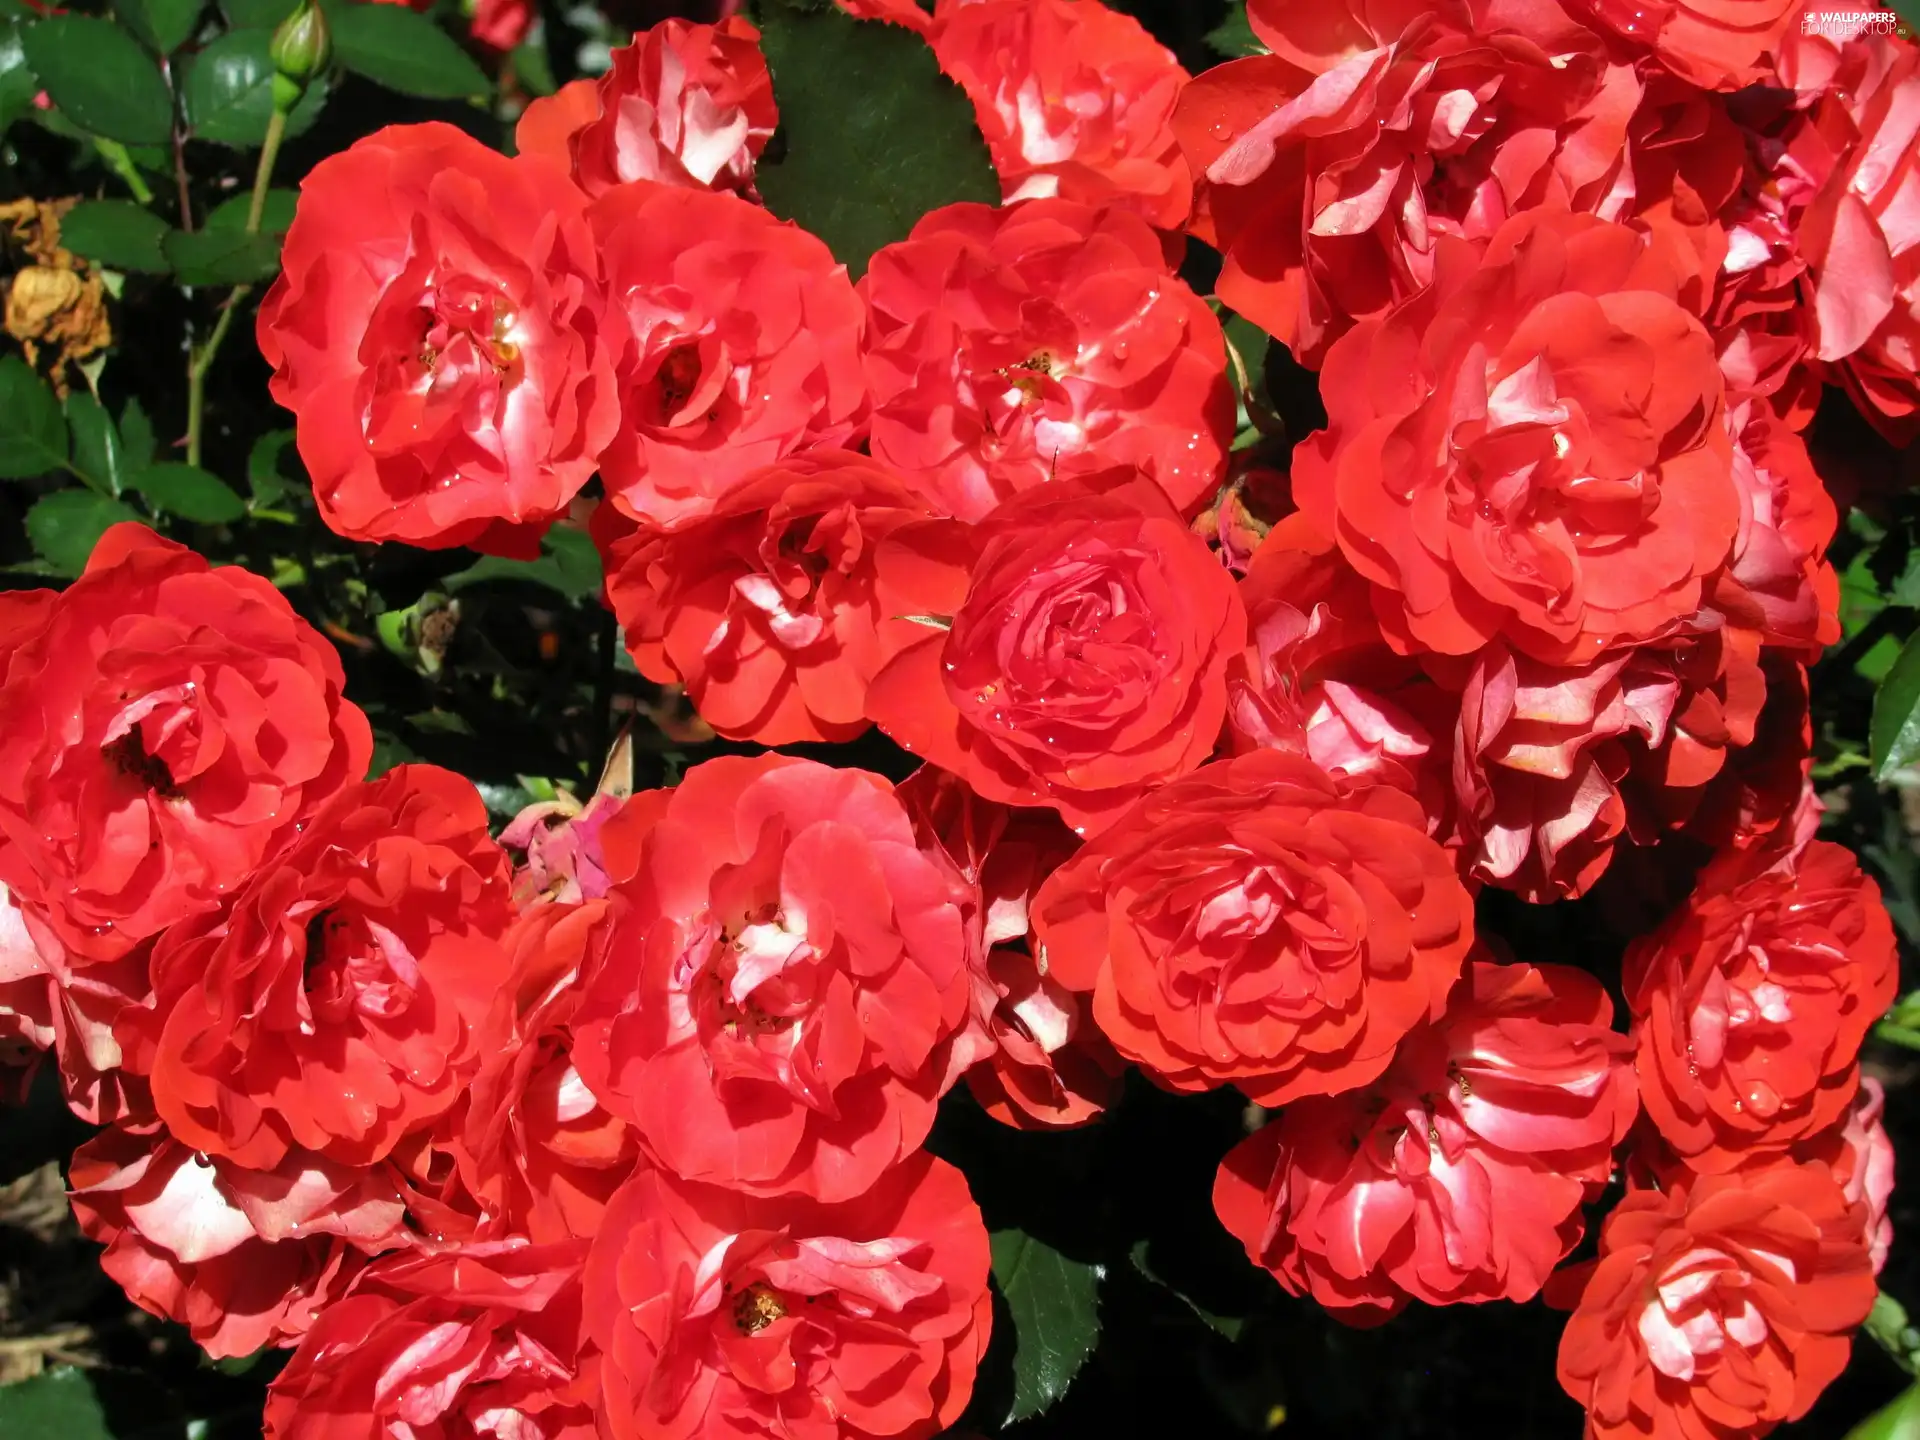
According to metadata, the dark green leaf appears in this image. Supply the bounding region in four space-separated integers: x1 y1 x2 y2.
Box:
1129 1240 1244 1341
443 525 603 602
183 27 327 145
1872 630 1920 779
119 395 156 467
223 0 295 26
1206 1 1262 58
510 35 554 97
0 19 37 132
329 3 488 99
131 461 247 522
22 16 175 144
1222 311 1268 410
205 186 297 235
113 0 203 54
367 729 420 778
1888 0 1920 36
756 0 997 278
162 225 280 284
990 1229 1101 1424
247 427 295 503
0 354 69 478
66 389 126 494
25 490 140 575
0 1367 116 1440
1847 1382 1920 1440
59 198 171 273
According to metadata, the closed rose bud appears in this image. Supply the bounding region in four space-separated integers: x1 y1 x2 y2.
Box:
269 0 330 92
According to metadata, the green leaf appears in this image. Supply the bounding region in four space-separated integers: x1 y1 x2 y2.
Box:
0 18 37 133
329 3 489 99
1206 1 1263 58
223 0 295 25
756 0 998 278
510 34 554 97
22 16 175 145
205 186 297 235
131 461 247 522
162 225 280 284
443 525 603 602
25 489 140 575
182 27 327 145
247 427 294 503
59 198 171 273
367 729 419 777
0 1367 116 1440
0 354 69 478
66 389 126 494
113 0 203 54
1848 1383 1920 1440
1873 631 1920 780
1129 1240 1244 1341
990 1229 1101 1424
119 395 156 467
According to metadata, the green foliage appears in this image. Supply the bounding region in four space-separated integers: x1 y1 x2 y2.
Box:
1872 630 1920 780
65 390 129 495
327 2 490 98
132 461 248 522
182 27 329 145
163 225 281 284
990 1229 1103 1423
0 356 70 478
60 200 173 274
25 489 141 575
0 1368 118 1440
22 15 175 145
1206 1 1261 58
113 0 205 54
444 525 604 603
0 16 39 131
756 0 998 278
1848 1386 1920 1440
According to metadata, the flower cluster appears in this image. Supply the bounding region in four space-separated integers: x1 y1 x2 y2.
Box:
6 2 1912 1437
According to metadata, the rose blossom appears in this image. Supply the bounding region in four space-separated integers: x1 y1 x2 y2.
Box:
264 1241 597 1440
596 451 937 744
586 1151 990 1440
896 766 1122 1131
1624 837 1897 1172
258 124 618 554
835 0 931 29
514 17 777 198
69 1124 407 1358
930 0 1193 229
1565 0 1802 89
866 471 1246 836
587 181 869 528
1174 0 1640 367
1216 958 1637 1321
1031 750 1475 1104
0 525 369 963
859 199 1232 521
123 765 516 1171
1795 1075 1896 1274
572 755 983 1202
1554 1159 1876 1440
1293 209 1739 665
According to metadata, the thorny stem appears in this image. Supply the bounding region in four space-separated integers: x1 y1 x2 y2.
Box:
184 108 288 470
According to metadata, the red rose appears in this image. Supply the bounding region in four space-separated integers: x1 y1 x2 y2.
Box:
264 1241 597 1440
1295 209 1739 665
859 199 1231 521
572 755 980 1202
930 0 1193 229
0 525 369 963
258 124 618 554
866 471 1247 836
126 765 515 1170
453 899 644 1244
1031 750 1474 1104
1565 0 1801 89
515 18 776 198
1216 958 1636 1322
587 182 869 529
1176 0 1639 366
1624 838 1897 1172
835 0 931 29
896 766 1123 1131
1795 1076 1896 1275
585 1151 991 1440
469 0 530 49
1791 30 1920 443
1226 518 1446 811
69 1124 406 1358
1554 1160 1875 1440
500 788 627 907
596 452 937 744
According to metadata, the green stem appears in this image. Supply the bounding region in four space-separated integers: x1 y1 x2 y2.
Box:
92 140 155 205
247 107 288 235
183 105 289 470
